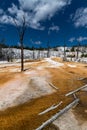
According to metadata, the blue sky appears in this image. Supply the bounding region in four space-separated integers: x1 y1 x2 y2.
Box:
0 0 87 48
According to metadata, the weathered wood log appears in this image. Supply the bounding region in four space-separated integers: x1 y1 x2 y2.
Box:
73 93 77 99
65 84 87 97
38 101 63 115
36 99 79 130
77 77 86 81
48 82 59 90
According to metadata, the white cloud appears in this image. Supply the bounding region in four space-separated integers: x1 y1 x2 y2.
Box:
19 0 71 24
19 0 39 10
77 36 87 42
48 24 60 34
0 14 14 25
49 25 60 32
72 7 87 28
69 36 87 43
8 4 18 15
69 37 75 42
35 41 42 45
30 39 42 45
0 0 71 30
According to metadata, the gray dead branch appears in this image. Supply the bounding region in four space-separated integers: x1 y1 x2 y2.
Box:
65 84 87 97
38 101 63 116
36 99 79 130
77 77 86 81
48 82 59 90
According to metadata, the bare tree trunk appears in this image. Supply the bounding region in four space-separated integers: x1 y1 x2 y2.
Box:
33 47 35 60
38 49 40 59
63 44 66 61
14 15 26 72
20 39 24 71
77 47 79 59
47 41 50 58
76 43 80 60
47 48 50 58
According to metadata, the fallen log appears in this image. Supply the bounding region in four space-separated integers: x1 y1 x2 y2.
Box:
65 84 87 97
36 99 79 130
38 101 62 115
48 82 59 90
77 77 86 81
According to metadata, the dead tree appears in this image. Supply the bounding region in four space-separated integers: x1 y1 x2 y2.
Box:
0 45 2 59
76 42 80 60
47 41 50 58
0 39 6 60
14 15 26 71
38 46 41 59
3 48 14 62
63 40 66 61
32 46 35 60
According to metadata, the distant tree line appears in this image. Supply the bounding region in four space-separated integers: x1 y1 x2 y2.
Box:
0 42 59 50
